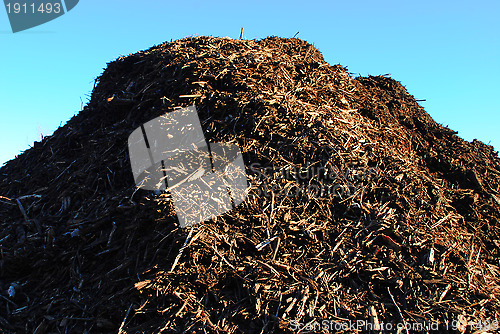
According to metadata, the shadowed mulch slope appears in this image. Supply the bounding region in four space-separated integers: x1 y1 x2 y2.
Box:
0 36 499 333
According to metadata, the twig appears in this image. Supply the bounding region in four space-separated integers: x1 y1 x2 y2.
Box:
430 213 453 230
16 199 29 223
387 287 409 334
255 236 278 251
272 237 280 261
368 305 381 333
213 246 237 271
0 196 15 206
170 227 194 273
107 222 117 247
53 160 76 181
117 303 133 334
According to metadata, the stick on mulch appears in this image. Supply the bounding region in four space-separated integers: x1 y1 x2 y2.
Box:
0 36 499 333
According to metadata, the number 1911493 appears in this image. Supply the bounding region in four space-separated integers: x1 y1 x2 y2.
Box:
5 2 61 14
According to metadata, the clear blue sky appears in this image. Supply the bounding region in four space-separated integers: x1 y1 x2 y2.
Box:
1 0 498 166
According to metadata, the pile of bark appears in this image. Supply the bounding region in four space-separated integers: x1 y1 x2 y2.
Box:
0 36 499 333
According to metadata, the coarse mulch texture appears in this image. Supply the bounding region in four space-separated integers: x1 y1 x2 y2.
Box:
1 36 500 333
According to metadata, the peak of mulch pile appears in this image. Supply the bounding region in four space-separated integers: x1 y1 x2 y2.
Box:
1 36 500 333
